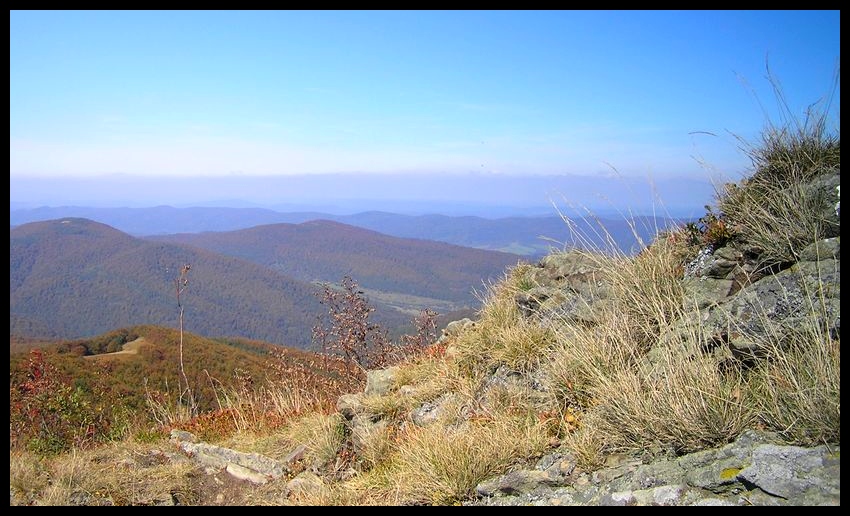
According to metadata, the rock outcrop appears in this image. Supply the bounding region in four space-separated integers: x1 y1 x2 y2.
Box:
471 431 840 506
170 430 292 485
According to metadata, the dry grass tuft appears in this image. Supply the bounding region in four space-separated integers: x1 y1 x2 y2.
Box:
720 170 839 266
10 442 197 506
380 415 549 505
749 319 840 444
590 341 753 454
280 412 346 466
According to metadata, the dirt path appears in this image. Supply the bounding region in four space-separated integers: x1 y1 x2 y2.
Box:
84 337 146 360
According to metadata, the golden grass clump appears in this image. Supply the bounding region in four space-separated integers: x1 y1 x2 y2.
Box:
373 415 549 505
719 74 840 266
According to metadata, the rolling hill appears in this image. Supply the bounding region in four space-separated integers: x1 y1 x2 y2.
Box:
8 205 319 235
148 220 523 305
10 218 411 347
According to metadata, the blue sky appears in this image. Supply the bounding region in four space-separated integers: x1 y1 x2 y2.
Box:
9 11 840 210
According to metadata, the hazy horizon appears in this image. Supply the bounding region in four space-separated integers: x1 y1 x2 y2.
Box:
10 11 840 215
10 171 717 218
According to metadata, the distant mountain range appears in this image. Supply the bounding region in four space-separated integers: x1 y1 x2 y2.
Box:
9 206 684 256
9 218 516 346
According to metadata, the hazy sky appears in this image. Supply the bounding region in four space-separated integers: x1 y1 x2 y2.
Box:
9 10 840 210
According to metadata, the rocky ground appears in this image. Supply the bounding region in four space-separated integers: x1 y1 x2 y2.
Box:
29 424 834 506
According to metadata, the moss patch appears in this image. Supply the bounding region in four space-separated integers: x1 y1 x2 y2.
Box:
719 467 742 481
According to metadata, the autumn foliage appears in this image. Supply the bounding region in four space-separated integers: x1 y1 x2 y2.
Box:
9 350 122 455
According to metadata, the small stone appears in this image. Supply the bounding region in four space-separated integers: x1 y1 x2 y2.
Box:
336 393 363 419
169 429 199 443
365 366 400 396
286 471 324 497
284 444 308 465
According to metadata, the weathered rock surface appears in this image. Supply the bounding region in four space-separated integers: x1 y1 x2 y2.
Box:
702 257 840 357
513 250 610 324
171 430 289 485
410 393 455 427
476 470 563 497
441 318 475 340
336 393 364 420
471 431 840 506
737 443 841 503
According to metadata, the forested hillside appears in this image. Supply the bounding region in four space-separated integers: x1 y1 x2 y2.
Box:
9 218 408 346
149 220 521 304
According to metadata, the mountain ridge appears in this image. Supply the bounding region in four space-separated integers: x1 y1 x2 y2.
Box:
148 219 522 304
9 205 682 257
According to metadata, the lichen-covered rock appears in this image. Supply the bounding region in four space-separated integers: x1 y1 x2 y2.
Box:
682 277 734 309
701 258 840 357
476 469 563 497
176 439 288 483
601 484 696 506
737 443 841 503
514 286 565 316
471 431 840 506
442 318 475 338
410 393 455 427
509 250 613 326
539 251 605 290
799 237 840 262
536 451 576 478
226 462 270 485
702 246 743 279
